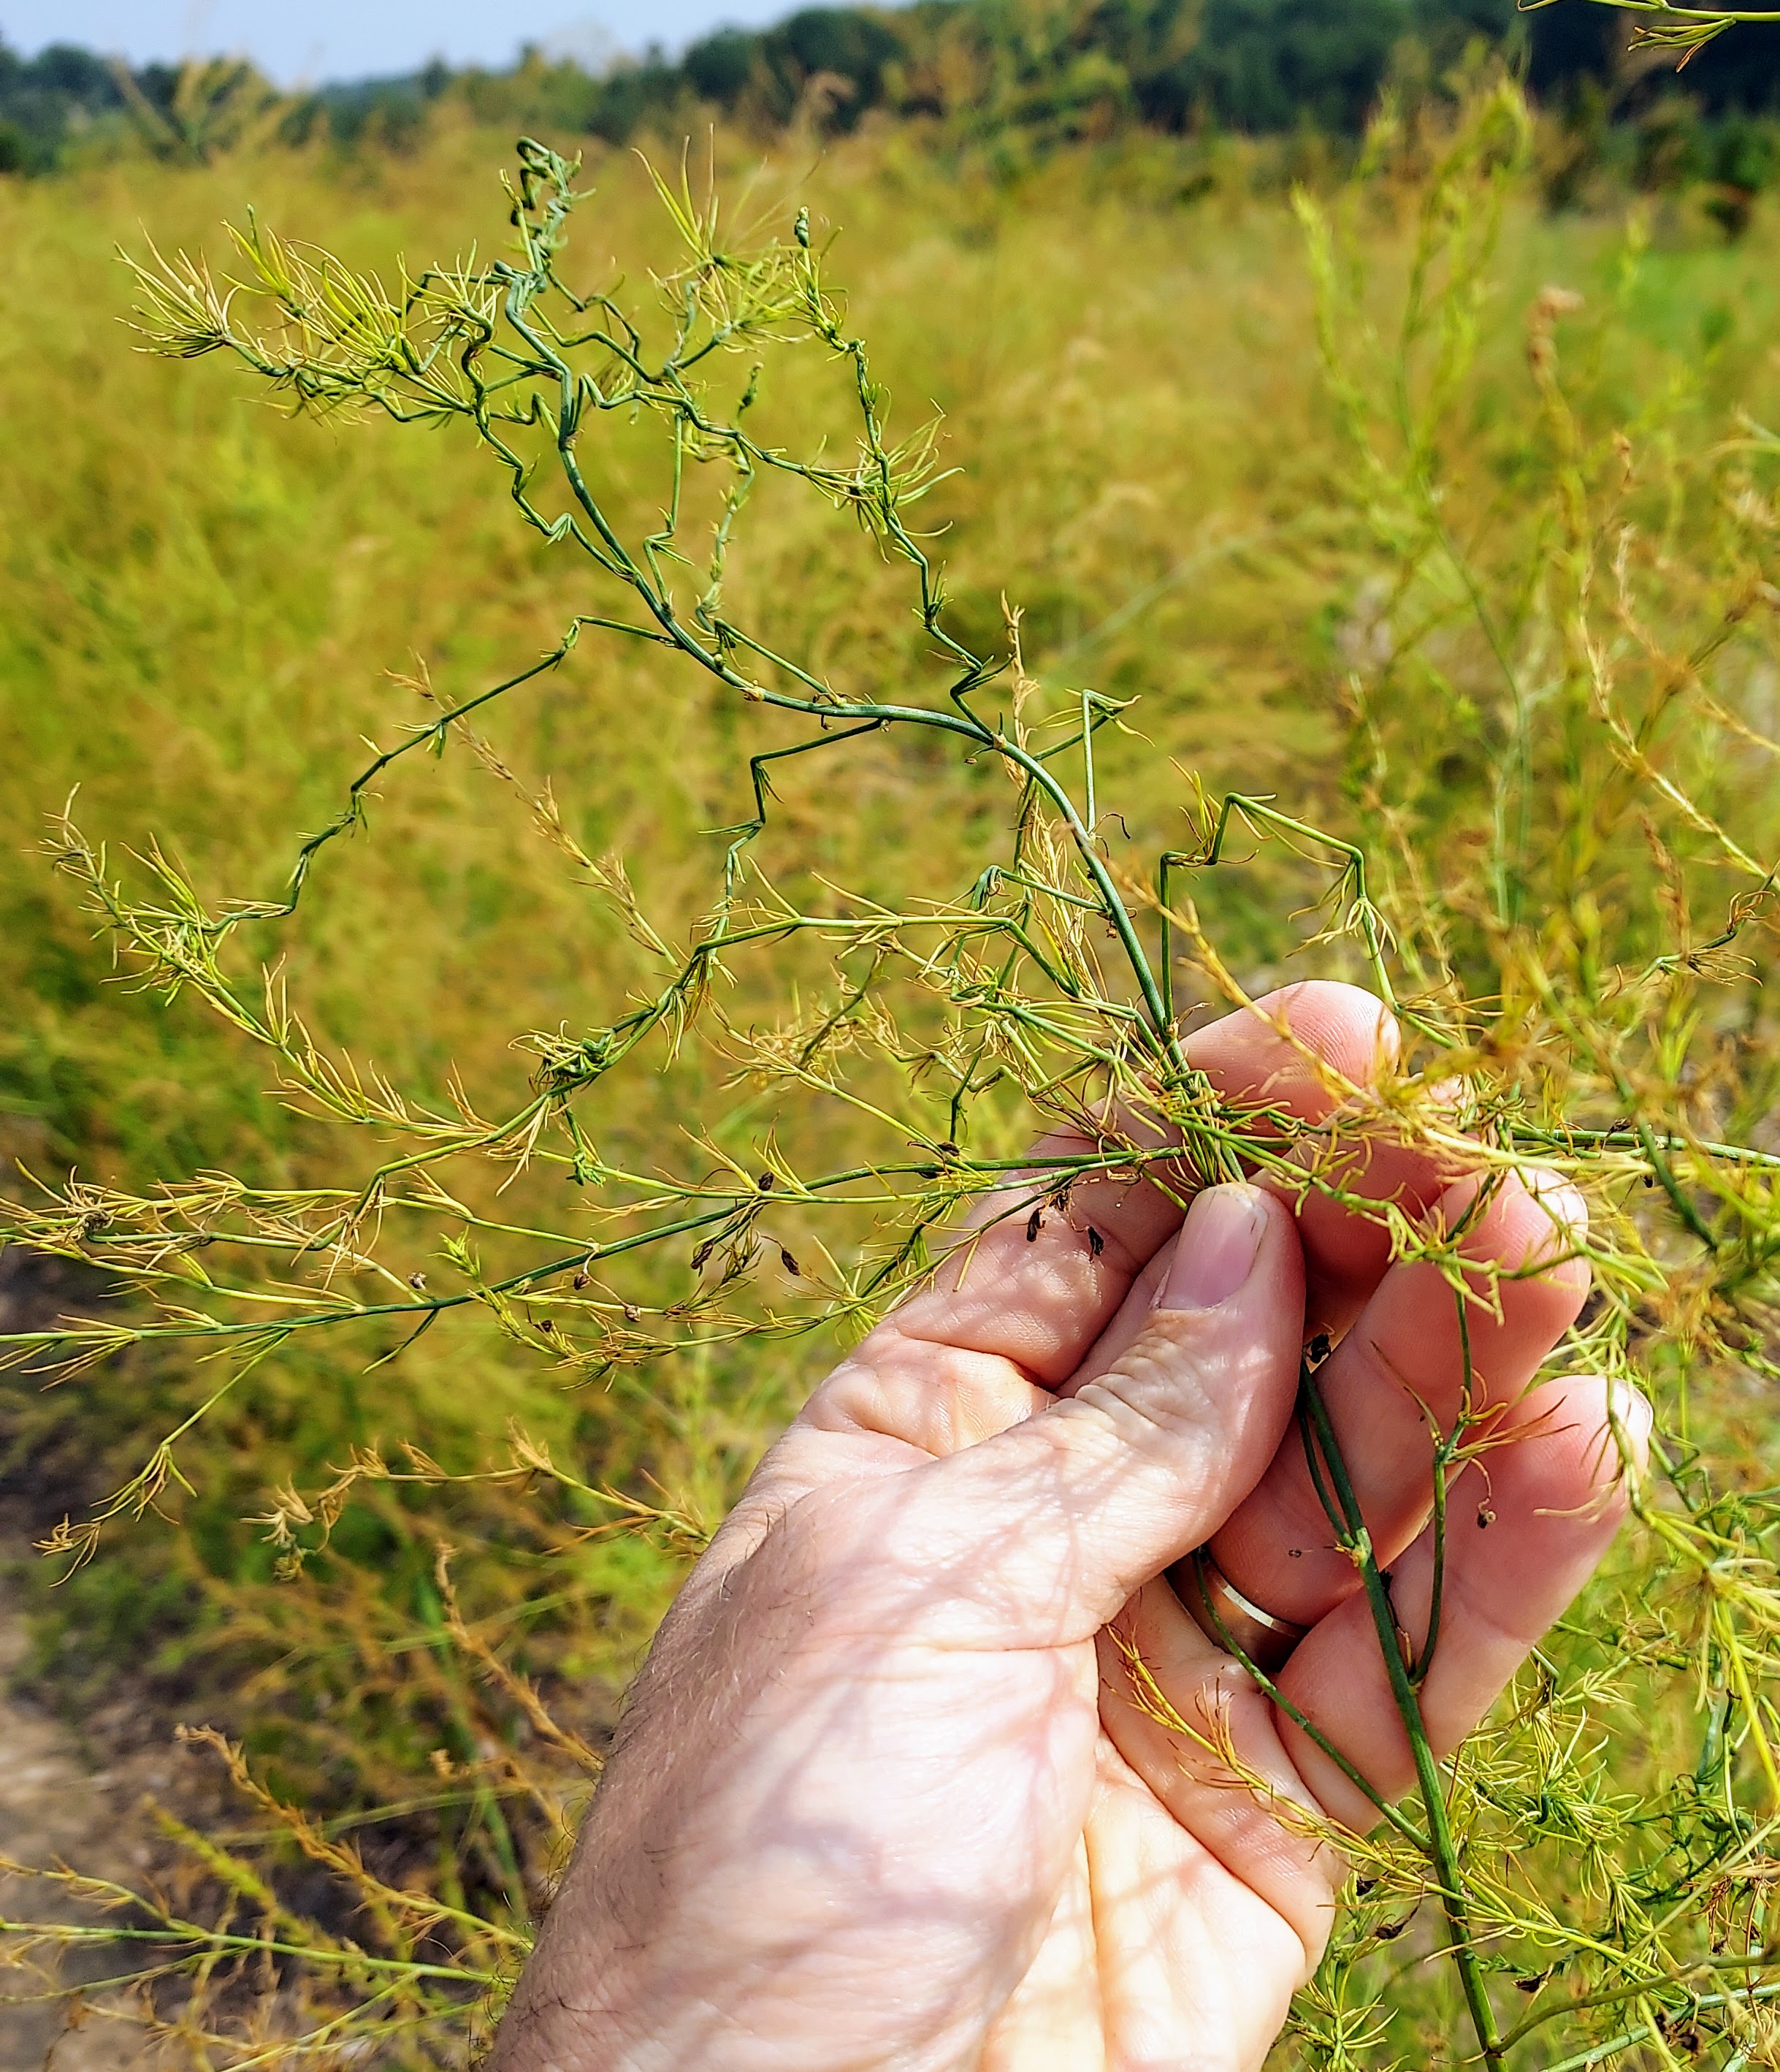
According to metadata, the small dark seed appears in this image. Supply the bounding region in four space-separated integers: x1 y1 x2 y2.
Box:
1477 1506 1495 1529
757 1172 775 1191
622 1303 641 1322
1026 1208 1044 1242
938 1140 960 1157
573 1270 590 1289
779 1249 801 1276
1288 1547 1303 1558
408 1271 427 1290
1088 1227 1105 1257
538 1317 554 1333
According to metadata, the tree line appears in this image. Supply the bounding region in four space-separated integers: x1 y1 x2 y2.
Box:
0 1 1774 186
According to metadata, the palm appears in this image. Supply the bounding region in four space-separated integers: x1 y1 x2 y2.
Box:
692 1409 1317 2072
979 1735 1310 2071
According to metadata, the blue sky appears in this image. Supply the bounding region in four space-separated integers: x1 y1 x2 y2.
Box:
0 4 806 83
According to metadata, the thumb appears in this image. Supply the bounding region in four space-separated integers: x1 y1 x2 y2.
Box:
903 1184 1306 1645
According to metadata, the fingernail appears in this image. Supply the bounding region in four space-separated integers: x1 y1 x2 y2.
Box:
1161 1184 1267 1311
1525 1165 1589 1237
1606 1379 1654 1444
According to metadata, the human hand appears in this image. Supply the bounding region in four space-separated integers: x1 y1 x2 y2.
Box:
492 981 1643 2072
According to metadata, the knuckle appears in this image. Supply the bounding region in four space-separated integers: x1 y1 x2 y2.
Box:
1076 1313 1228 1446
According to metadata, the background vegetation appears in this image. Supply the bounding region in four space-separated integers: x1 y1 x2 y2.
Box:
2 0 1777 186
1 12 1780 2067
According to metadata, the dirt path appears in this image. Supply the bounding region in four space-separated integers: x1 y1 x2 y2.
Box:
0 1252 153 2069
0 1580 150 2071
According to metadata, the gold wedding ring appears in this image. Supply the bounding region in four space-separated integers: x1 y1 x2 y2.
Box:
1169 1547 1308 1675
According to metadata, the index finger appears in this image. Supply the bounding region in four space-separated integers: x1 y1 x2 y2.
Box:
888 980 1404 1386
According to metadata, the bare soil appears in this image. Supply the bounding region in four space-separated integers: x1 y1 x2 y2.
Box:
0 1249 164 2068
0 1575 156 2071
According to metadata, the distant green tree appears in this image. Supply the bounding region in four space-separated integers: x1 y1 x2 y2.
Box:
0 38 126 168
682 8 906 128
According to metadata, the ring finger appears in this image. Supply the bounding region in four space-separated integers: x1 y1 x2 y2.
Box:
1099 1374 1641 1942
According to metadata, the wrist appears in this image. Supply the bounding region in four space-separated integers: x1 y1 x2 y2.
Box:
490 1843 990 2072
487 1940 640 2072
